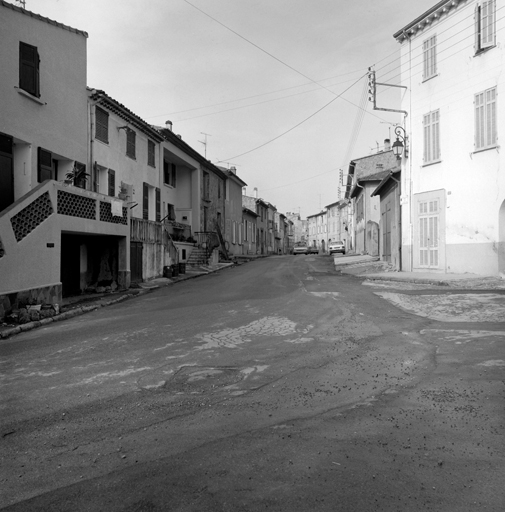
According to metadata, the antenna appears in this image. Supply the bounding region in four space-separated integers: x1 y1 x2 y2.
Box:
199 132 211 159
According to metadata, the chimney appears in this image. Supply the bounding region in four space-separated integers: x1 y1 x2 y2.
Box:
254 187 258 198
165 120 173 131
384 138 391 151
230 166 237 174
242 187 246 195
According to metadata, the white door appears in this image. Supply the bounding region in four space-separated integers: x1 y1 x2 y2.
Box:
419 199 439 268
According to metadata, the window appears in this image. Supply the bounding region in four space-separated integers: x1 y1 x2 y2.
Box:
37 148 52 182
203 171 210 200
423 110 440 163
163 161 177 187
423 35 437 80
142 182 149 220
108 169 115 197
475 0 495 53
148 140 155 167
19 42 40 97
126 129 136 159
73 162 87 189
155 187 161 222
95 107 109 143
475 87 497 150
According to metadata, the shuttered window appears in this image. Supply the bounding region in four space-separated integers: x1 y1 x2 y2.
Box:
37 148 52 182
476 0 495 52
95 107 109 143
423 110 440 163
423 36 437 80
126 129 136 159
19 42 40 97
475 87 497 150
148 140 155 167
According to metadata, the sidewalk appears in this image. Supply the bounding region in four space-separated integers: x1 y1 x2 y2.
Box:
0 262 235 340
333 254 505 289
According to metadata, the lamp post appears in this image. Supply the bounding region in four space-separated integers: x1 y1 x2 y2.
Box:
392 126 407 160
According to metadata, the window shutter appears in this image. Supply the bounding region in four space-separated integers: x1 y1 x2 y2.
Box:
143 183 149 220
155 187 161 222
481 0 495 48
19 42 40 97
126 130 136 158
95 107 109 143
108 169 115 197
148 140 155 167
37 147 52 182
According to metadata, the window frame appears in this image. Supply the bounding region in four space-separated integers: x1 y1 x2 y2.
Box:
108 169 116 197
475 0 496 54
475 86 497 151
126 129 136 159
423 109 441 164
37 147 52 182
148 139 155 167
95 107 109 144
19 42 40 98
423 35 437 81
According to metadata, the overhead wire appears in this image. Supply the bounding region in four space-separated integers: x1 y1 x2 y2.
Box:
215 72 367 163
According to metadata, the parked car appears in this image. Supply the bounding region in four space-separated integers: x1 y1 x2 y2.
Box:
329 241 345 255
306 246 319 254
293 244 308 255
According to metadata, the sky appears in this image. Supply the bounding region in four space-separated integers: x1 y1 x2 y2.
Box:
28 0 437 218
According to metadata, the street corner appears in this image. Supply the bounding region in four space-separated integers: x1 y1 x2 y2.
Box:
373 291 505 322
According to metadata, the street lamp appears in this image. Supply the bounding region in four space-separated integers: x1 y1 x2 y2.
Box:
392 126 407 160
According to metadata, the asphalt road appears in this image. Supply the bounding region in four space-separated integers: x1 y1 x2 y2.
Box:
1 255 504 511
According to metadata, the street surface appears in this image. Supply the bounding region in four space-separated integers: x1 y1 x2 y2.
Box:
1 255 504 511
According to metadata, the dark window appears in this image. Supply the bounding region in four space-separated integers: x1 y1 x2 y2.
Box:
163 160 176 186
108 169 115 197
126 129 136 159
155 187 161 222
143 182 149 220
203 171 210 200
19 42 40 97
73 162 87 189
95 107 109 143
37 147 52 182
148 140 155 167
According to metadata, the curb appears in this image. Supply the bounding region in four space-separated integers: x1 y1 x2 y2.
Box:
1 263 235 340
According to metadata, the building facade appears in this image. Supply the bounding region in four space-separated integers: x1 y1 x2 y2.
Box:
394 0 505 275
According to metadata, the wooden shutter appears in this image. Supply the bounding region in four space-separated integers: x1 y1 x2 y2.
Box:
37 147 52 182
148 140 155 167
481 0 495 48
143 182 149 220
95 107 109 143
126 130 136 158
19 42 39 97
108 169 115 197
155 187 161 222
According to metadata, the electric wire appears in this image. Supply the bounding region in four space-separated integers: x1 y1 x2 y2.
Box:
215 72 368 163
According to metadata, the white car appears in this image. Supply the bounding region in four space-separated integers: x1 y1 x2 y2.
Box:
329 241 345 255
293 245 308 255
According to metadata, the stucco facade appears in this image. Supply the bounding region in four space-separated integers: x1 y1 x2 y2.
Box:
394 0 505 275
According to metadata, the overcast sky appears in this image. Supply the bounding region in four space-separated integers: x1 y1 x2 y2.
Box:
32 0 436 217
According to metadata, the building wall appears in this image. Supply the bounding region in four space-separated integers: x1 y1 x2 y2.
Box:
0 4 88 204
397 0 505 274
225 176 245 256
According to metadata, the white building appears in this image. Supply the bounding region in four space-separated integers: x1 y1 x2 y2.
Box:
394 0 505 275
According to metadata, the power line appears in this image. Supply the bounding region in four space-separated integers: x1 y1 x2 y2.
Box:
216 72 367 163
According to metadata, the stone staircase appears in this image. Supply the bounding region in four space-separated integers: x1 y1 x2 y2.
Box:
186 247 208 269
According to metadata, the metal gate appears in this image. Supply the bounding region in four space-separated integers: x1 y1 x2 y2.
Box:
130 241 143 282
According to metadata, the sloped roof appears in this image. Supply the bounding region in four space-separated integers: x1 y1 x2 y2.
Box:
352 150 400 181
2 1 88 37
371 170 401 197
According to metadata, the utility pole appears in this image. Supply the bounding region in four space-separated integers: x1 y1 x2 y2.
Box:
199 132 211 159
